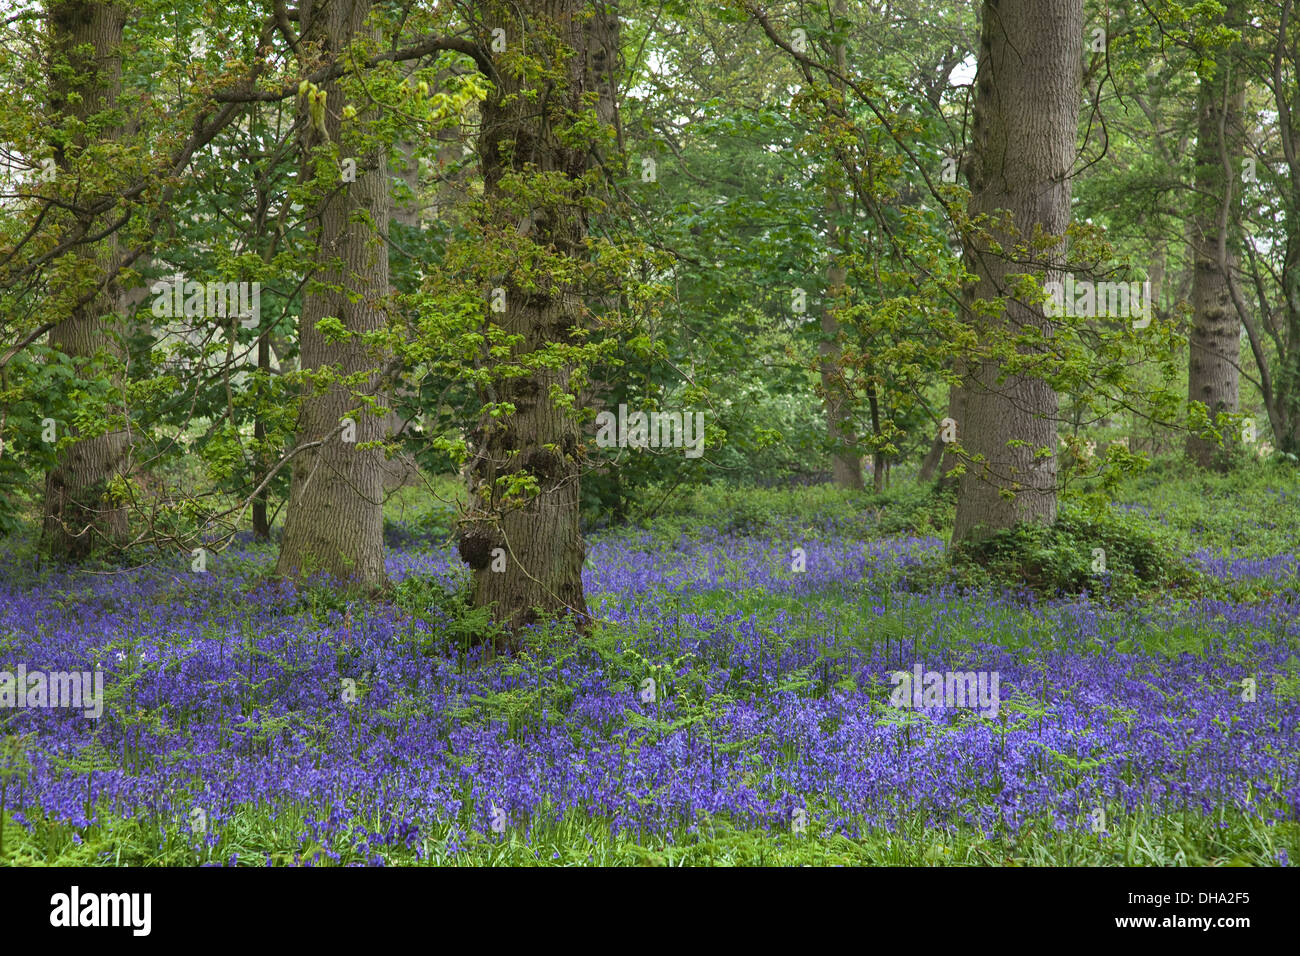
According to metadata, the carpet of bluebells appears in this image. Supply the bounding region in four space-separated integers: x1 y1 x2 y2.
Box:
2 501 1299 865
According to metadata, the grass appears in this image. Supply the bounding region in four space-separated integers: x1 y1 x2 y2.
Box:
6 801 1292 866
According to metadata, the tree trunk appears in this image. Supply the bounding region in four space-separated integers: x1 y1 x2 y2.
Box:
1186 1 1246 469
252 342 271 538
951 0 1083 546
457 0 601 638
920 350 968 488
924 362 969 491
918 429 944 482
275 0 390 590
251 185 283 541
41 1 130 562
379 88 433 494
822 259 863 489
579 1 627 518
819 0 863 490
1277 200 1300 451
1276 288 1300 452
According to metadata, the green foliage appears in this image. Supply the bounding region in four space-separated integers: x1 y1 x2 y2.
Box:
872 482 956 537
951 502 1195 598
626 480 873 540
1112 456 1300 557
6 799 1293 867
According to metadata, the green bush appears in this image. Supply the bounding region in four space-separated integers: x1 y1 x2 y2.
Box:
872 482 955 537
950 502 1197 598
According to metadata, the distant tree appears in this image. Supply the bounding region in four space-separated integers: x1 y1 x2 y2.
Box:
818 0 863 490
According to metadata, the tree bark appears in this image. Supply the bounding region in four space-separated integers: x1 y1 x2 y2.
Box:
918 429 944 482
379 83 434 494
951 0 1083 546
252 324 272 539
275 0 390 590
1186 0 1246 469
819 0 863 490
579 1 627 518
457 0 602 637
41 1 130 562
921 366 967 489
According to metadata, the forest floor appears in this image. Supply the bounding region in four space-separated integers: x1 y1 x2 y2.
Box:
2 461 1298 865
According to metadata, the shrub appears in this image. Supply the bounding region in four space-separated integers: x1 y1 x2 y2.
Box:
872 483 955 536
950 502 1196 598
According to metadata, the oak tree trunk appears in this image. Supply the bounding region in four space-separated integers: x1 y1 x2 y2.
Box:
41 1 130 562
1186 0 1246 469
951 0 1083 546
456 0 601 637
275 0 390 590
